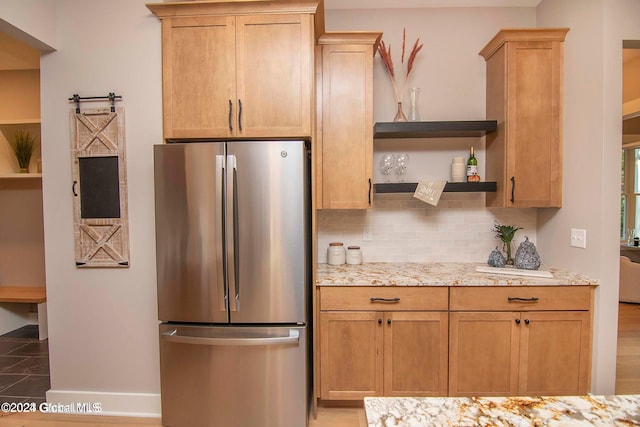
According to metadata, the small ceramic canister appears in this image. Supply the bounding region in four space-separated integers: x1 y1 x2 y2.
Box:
346 246 362 265
451 157 466 183
327 242 346 265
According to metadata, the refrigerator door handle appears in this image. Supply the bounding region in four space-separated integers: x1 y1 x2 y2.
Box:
216 154 227 311
161 329 300 346
226 154 240 312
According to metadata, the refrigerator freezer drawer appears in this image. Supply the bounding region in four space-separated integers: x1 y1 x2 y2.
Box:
159 324 308 427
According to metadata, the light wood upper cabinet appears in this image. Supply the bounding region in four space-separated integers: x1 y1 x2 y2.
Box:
162 16 236 139
449 286 593 397
316 33 381 209
235 14 312 137
148 2 320 140
480 29 569 208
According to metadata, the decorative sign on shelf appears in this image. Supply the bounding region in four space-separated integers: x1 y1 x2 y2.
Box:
69 94 129 268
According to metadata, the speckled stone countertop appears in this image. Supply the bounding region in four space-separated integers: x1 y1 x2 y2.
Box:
316 262 598 287
364 395 640 427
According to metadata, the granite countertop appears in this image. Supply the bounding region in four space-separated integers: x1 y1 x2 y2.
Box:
364 395 640 427
316 262 598 287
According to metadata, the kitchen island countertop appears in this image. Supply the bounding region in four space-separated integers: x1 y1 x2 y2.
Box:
316 262 598 287
364 395 640 427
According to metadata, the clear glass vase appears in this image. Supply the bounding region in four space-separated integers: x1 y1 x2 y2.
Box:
408 88 420 121
393 102 407 122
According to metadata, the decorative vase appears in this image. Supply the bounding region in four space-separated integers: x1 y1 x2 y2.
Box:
393 102 407 122
408 87 420 121
19 167 28 173
504 241 514 265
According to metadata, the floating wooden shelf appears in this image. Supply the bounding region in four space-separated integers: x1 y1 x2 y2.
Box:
374 120 497 139
375 181 497 193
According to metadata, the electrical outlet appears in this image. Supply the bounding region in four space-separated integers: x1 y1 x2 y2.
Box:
363 226 373 242
570 228 587 248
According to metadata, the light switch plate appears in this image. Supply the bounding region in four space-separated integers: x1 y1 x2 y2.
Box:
570 228 587 248
363 226 373 241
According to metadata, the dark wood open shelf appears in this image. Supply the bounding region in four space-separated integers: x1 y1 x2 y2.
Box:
374 120 497 139
374 181 497 193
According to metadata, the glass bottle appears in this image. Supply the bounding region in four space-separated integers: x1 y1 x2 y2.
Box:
466 146 478 181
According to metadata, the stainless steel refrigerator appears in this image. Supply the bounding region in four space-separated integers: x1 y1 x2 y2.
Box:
153 140 310 427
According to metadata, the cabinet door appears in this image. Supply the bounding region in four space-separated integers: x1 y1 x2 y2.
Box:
318 43 374 209
449 311 520 396
319 311 383 399
162 16 236 139
519 311 591 395
236 14 312 138
384 312 448 396
504 40 563 208
483 30 567 208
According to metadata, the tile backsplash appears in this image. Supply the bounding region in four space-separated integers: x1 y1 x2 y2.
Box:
317 192 537 263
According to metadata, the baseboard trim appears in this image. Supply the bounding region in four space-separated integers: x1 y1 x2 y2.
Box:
45 389 161 418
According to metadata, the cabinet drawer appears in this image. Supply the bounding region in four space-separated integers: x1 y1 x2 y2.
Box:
320 286 448 311
450 286 593 311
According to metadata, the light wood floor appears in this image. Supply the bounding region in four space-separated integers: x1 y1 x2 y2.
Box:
3 303 638 427
616 302 640 394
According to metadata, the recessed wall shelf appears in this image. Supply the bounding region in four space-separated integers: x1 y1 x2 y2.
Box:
0 119 41 126
0 173 42 180
375 181 497 193
373 120 497 139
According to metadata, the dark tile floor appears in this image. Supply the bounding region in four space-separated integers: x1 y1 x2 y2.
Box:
0 325 49 405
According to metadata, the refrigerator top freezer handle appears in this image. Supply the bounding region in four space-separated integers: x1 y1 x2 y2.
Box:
161 329 300 346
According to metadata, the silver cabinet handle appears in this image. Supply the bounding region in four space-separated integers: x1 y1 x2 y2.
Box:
228 99 233 132
162 329 299 346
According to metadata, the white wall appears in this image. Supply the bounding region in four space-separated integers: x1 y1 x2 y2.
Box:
536 0 640 394
38 0 162 415
318 7 537 263
0 0 56 51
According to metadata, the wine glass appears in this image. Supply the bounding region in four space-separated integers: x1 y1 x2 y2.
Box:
395 153 410 182
379 154 395 183
627 229 636 246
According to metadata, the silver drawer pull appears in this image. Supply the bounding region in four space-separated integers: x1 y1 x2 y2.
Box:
507 297 539 303
370 297 400 303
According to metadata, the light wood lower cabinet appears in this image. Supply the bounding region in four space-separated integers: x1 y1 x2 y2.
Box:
383 311 449 397
317 285 594 402
319 311 382 399
449 286 593 397
318 287 448 399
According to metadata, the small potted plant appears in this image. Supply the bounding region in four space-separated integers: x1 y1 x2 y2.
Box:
9 130 38 173
492 221 523 265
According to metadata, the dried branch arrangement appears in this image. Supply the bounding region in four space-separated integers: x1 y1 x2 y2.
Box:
378 29 424 102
